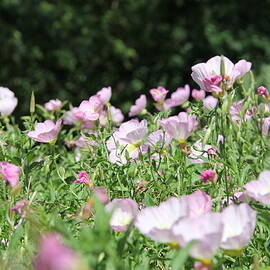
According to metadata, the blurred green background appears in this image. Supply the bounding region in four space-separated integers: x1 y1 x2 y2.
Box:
1 0 270 116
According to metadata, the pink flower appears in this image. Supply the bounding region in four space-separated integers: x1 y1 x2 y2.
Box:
230 100 254 123
173 212 223 260
0 161 20 187
34 233 79 270
183 190 212 217
129 95 147 117
74 171 91 186
94 187 109 204
163 85 190 109
0 87 18 115
99 106 124 126
244 170 270 204
201 170 217 183
147 129 171 151
192 89 206 100
220 203 256 250
203 75 223 93
257 86 269 97
27 120 62 143
160 112 197 143
149 86 168 103
203 96 218 110
105 199 138 232
11 200 28 217
78 95 104 121
191 56 251 92
44 99 62 111
106 119 148 165
97 86 112 104
135 197 189 243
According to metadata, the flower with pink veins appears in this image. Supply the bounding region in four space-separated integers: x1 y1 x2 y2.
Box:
203 96 219 110
163 85 190 110
78 95 104 121
105 198 138 232
27 120 62 144
96 86 112 104
129 95 147 117
106 119 148 165
44 99 62 111
244 170 270 204
135 197 189 243
0 161 20 187
0 87 18 115
220 203 256 251
149 86 168 103
34 233 80 270
172 212 223 261
160 112 197 144
191 56 251 93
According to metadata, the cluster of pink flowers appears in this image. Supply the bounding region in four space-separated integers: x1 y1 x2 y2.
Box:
105 190 256 262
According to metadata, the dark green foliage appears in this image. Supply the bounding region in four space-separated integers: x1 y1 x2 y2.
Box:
1 0 270 115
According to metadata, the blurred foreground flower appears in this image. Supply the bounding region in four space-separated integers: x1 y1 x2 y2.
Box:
27 120 62 144
0 161 20 187
34 233 82 270
244 170 270 204
105 199 138 232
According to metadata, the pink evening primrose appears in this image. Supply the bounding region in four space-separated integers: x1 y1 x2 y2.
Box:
183 190 212 217
106 119 148 165
149 86 168 103
78 95 104 121
261 117 270 136
163 85 190 110
34 233 80 270
244 170 270 204
189 141 217 164
203 96 219 110
191 56 251 93
27 120 62 144
135 196 189 243
99 106 124 126
220 203 256 251
0 161 20 187
172 212 223 260
128 95 147 117
74 171 93 188
160 112 197 144
0 87 18 115
257 86 269 97
96 86 112 104
230 100 254 123
44 99 62 111
105 198 138 232
192 89 206 101
201 170 217 183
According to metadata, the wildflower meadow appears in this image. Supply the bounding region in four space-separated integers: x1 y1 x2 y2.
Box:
1 55 270 269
